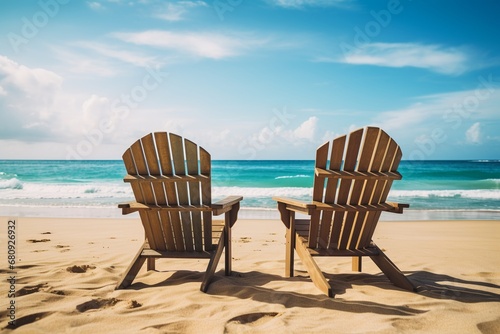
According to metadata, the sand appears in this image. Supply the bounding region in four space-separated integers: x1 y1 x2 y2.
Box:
1 216 499 333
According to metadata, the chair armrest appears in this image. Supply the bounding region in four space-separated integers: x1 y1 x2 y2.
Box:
273 196 316 214
118 202 213 214
211 196 243 216
118 202 147 215
386 201 410 214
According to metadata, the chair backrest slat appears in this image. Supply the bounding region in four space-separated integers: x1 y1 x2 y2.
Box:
309 142 329 247
199 148 213 251
185 138 204 251
347 127 380 249
336 128 363 250
153 132 183 250
127 138 167 250
357 129 390 247
170 134 194 251
325 135 347 249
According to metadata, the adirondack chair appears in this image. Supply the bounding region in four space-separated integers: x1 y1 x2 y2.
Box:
116 132 242 292
273 126 416 297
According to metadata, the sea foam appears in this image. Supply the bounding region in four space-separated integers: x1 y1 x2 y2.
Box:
0 178 23 190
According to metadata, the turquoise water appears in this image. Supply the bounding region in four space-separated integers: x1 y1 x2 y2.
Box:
0 160 499 219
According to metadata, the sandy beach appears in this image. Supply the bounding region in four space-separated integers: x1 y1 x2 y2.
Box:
1 217 499 333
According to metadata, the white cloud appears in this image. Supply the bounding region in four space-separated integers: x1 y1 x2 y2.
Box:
87 1 105 11
82 94 112 129
335 43 470 75
75 41 162 68
268 0 352 8
365 87 500 159
155 1 208 21
375 88 500 134
0 55 62 96
52 47 119 77
112 30 266 59
0 55 66 140
293 116 318 141
466 122 481 144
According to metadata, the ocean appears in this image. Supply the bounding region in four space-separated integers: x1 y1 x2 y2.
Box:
0 160 499 220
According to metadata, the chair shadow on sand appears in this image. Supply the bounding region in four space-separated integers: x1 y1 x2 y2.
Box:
125 267 500 317
408 271 500 303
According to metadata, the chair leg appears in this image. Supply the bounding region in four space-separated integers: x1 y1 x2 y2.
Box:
352 256 362 272
285 211 295 278
224 212 232 276
147 258 156 271
295 234 333 297
116 243 147 289
370 246 416 292
200 231 226 293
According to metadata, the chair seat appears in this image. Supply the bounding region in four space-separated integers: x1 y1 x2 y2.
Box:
295 219 380 256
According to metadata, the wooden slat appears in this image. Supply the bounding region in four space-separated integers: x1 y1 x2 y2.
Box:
124 174 210 183
338 128 363 250
358 130 390 247
119 202 213 212
378 138 400 204
313 142 330 201
364 133 400 245
122 149 159 251
185 138 203 252
315 169 402 180
310 142 329 248
211 220 224 246
314 202 405 212
122 149 143 213
200 147 213 251
170 133 193 252
130 139 166 250
158 210 175 250
141 249 212 258
295 233 333 297
347 127 379 249
143 133 171 251
319 136 345 249
327 136 347 249
155 132 183 251
141 135 167 205
308 244 380 257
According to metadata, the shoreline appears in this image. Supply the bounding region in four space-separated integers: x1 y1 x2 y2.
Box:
1 205 500 221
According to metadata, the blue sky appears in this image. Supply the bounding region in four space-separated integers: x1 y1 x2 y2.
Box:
0 0 499 160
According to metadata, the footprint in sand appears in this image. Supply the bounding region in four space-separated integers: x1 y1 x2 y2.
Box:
128 300 142 309
66 265 96 273
4 312 51 330
76 298 120 312
56 245 71 252
225 312 281 331
27 239 51 243
16 283 47 296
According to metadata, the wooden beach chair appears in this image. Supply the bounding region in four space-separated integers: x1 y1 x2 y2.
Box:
273 126 416 297
116 132 242 292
